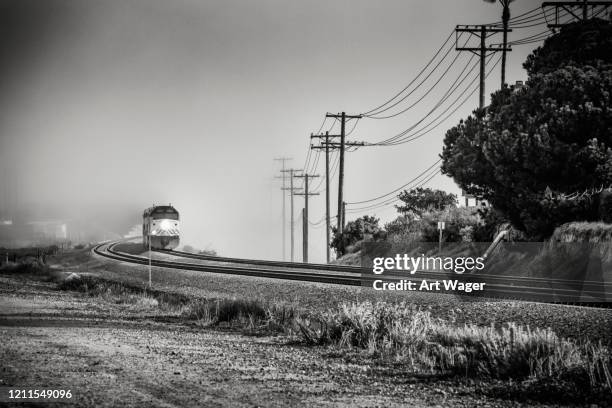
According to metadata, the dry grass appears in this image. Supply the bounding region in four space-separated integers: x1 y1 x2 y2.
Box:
184 298 299 332
57 275 189 309
17 250 609 397
553 221 612 243
296 301 612 393
183 297 612 393
0 259 51 275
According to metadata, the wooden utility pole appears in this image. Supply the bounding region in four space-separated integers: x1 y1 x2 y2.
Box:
294 173 319 263
542 1 612 27
281 169 301 262
311 135 365 262
500 0 511 88
484 0 514 88
324 112 362 234
274 157 292 261
455 25 511 110
310 131 332 263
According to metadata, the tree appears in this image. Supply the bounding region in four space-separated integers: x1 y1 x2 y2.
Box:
441 19 612 239
395 187 457 216
331 215 383 257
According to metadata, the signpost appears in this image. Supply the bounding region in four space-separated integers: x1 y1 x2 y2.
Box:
437 221 446 253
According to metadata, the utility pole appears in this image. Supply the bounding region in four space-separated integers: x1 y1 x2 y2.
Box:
484 0 514 88
455 25 511 110
324 112 362 233
274 157 292 261
500 0 512 89
542 1 612 28
311 135 365 262
281 169 302 262
310 131 332 263
294 173 319 263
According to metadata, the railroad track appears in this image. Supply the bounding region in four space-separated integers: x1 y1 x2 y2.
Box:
95 240 612 307
94 241 362 286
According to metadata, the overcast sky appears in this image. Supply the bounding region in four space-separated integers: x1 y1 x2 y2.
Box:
0 0 562 261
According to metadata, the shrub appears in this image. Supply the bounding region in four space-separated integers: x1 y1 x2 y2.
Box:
296 301 612 392
599 190 612 223
185 298 298 332
0 259 50 275
416 207 483 243
57 275 189 308
552 221 612 243
331 215 384 256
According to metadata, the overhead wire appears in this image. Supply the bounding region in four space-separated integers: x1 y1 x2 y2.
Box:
369 51 477 121
364 32 471 119
294 3 603 224
346 159 442 205
345 167 442 214
382 52 503 146
485 5 543 26
360 30 456 116
370 51 491 146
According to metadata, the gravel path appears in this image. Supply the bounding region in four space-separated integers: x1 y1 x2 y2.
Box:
0 274 562 408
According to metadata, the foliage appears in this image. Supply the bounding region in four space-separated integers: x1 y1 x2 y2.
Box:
331 215 383 256
472 206 509 242
524 18 612 76
384 215 414 236
0 259 50 275
395 187 457 216
296 301 612 393
384 207 483 243
185 297 298 332
57 275 191 308
441 19 612 239
551 221 612 243
419 207 483 242
599 190 612 223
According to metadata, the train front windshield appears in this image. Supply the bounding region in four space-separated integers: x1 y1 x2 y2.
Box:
150 207 179 220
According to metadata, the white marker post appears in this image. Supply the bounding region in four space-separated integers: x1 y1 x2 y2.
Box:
148 232 152 288
437 221 446 254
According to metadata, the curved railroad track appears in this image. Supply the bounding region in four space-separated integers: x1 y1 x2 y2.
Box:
94 240 612 308
94 241 362 286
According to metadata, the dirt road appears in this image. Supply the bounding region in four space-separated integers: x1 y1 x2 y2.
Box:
1 272 576 408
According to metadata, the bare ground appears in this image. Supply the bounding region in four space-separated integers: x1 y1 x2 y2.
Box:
0 248 610 407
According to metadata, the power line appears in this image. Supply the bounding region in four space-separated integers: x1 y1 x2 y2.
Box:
345 168 442 215
377 53 503 146
360 30 456 116
346 159 442 205
542 1 612 28
369 51 477 121
485 5 543 26
364 32 471 119
370 52 495 146
346 165 441 212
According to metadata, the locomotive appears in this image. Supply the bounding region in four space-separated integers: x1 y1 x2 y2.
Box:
142 205 180 250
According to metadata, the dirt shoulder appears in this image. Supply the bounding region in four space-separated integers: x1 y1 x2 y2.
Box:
0 273 533 408
0 248 610 407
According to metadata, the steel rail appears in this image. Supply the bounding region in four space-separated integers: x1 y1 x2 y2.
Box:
162 247 612 289
94 241 611 308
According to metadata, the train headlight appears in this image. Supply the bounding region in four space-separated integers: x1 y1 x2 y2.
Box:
160 219 172 230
